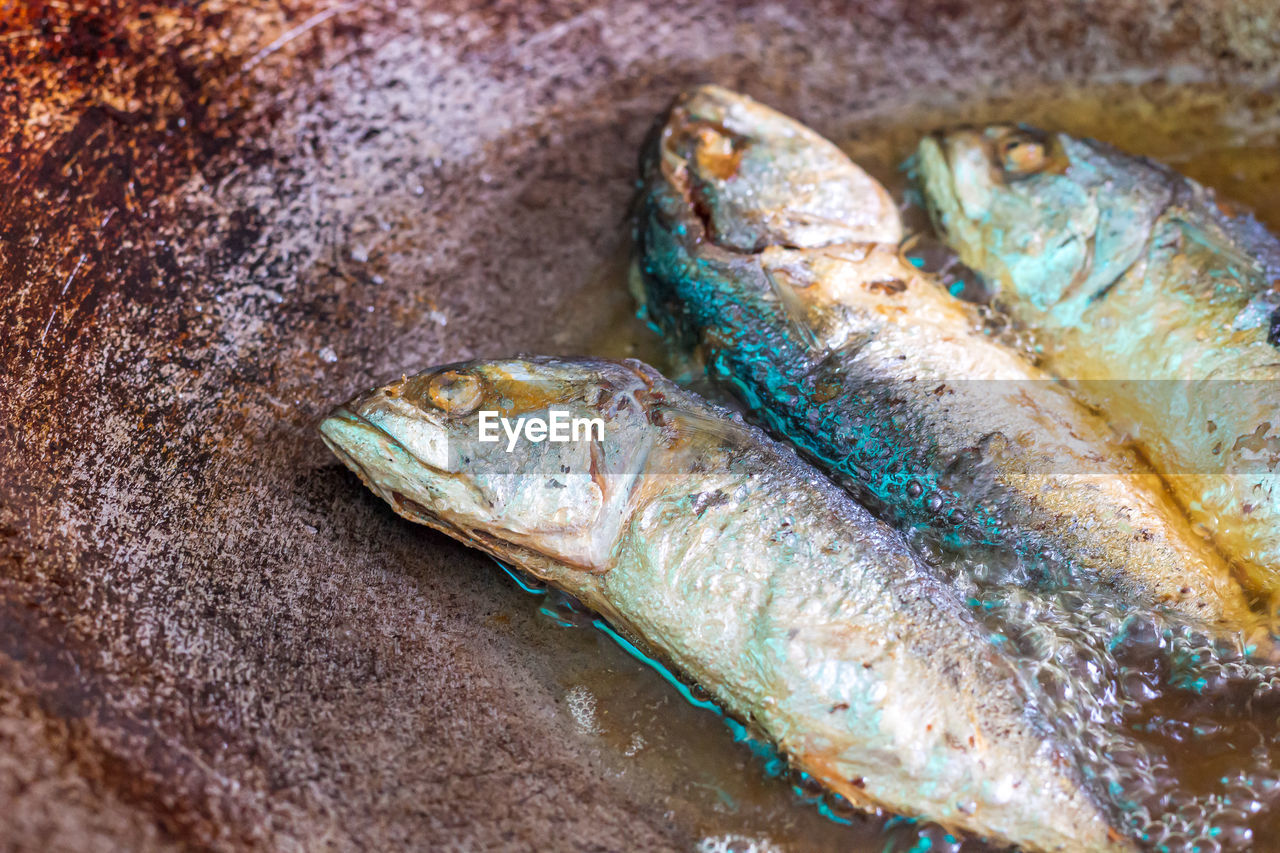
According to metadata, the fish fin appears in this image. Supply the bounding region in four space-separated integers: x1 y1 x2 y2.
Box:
762 263 825 353
652 404 756 451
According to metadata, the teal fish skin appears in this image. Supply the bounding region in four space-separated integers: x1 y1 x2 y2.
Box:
916 127 1280 595
635 86 1256 630
319 355 1130 852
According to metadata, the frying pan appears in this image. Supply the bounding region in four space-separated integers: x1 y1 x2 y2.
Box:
3 1 1278 849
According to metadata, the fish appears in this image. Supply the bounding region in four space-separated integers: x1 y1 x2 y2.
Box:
634 86 1259 632
915 126 1280 598
319 355 1132 851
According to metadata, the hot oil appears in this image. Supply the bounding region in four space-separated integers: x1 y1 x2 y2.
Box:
535 81 1280 851
491 564 888 852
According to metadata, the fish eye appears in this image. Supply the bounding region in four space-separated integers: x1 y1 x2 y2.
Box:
426 370 484 416
998 133 1048 175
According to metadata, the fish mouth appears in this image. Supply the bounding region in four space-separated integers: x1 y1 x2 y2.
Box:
320 399 446 482
319 405 391 487
655 85 901 254
319 406 367 466
915 129 1000 278
320 403 462 524
916 132 967 239
321 404 487 547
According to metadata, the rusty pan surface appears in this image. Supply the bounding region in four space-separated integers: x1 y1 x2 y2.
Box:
2 1 1279 849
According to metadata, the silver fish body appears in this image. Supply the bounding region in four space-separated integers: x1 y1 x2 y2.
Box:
636 87 1256 631
320 356 1130 851
916 127 1280 596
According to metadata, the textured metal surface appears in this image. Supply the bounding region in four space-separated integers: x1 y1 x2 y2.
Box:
1 1 1277 850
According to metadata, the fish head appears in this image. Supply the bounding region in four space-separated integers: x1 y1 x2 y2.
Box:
639 85 904 350
320 357 664 572
916 125 1172 317
651 84 901 252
